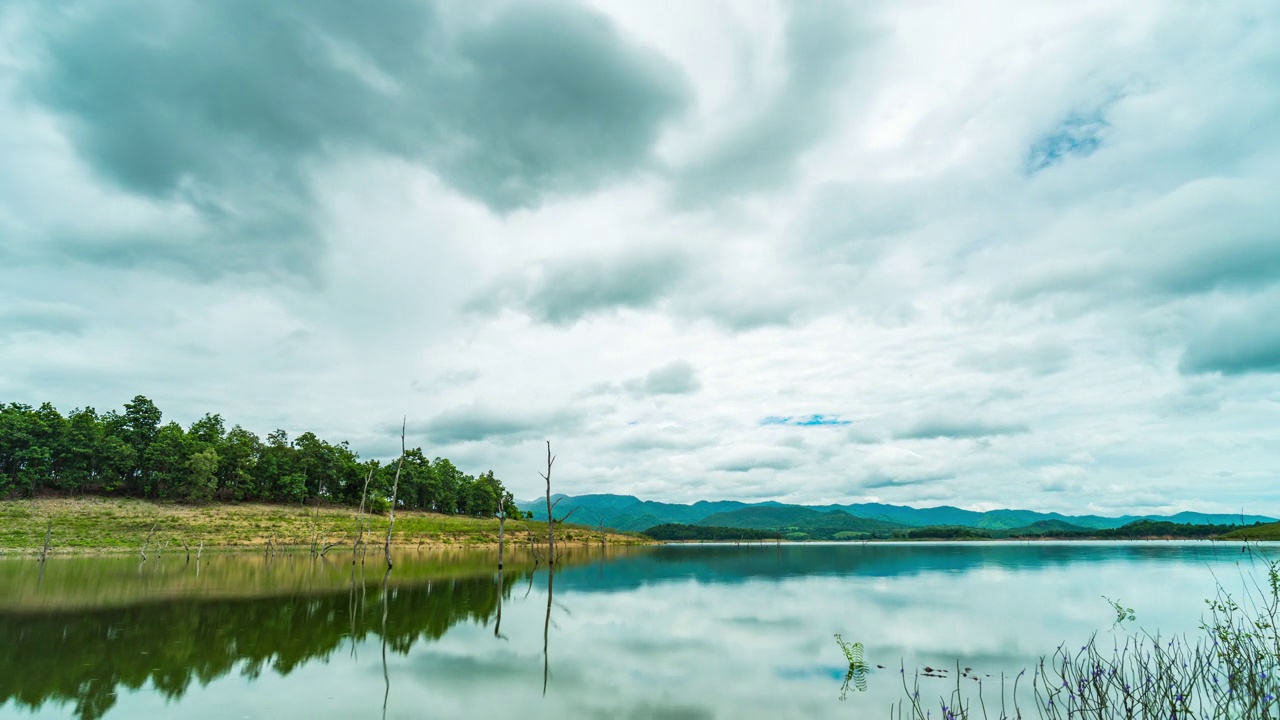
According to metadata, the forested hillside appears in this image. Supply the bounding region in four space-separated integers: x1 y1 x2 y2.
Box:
522 494 1274 534
0 396 521 519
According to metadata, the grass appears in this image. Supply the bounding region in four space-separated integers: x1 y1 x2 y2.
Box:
890 548 1280 719
1220 522 1280 541
0 497 652 554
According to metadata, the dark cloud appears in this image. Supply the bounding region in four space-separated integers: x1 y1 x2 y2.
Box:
673 3 869 203
23 0 688 274
632 360 700 396
860 472 950 490
410 404 583 445
894 419 1029 441
1009 181 1280 305
957 341 1072 376
0 300 90 336
1179 299 1280 375
711 454 799 473
683 293 810 332
1150 235 1280 296
440 2 689 209
473 250 689 325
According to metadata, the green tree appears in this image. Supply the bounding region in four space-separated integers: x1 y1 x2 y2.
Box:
121 396 162 494
465 470 502 517
184 447 218 503
59 407 102 494
217 426 261 500
430 458 462 514
95 434 135 495
188 413 225 446
255 429 295 502
143 422 189 499
0 404 51 496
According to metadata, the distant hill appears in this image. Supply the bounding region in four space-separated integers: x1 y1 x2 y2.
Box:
1003 519 1093 535
517 493 1275 535
696 506 903 540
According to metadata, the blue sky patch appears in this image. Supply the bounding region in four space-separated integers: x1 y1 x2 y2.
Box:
1027 110 1107 173
761 414 851 427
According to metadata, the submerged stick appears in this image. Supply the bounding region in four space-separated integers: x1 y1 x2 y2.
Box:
354 467 372 565
385 417 405 569
497 497 507 570
139 523 158 561
39 520 52 564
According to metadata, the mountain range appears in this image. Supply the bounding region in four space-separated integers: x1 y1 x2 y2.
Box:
518 493 1276 534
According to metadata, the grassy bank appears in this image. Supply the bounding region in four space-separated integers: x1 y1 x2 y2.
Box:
1219 521 1280 541
0 497 651 554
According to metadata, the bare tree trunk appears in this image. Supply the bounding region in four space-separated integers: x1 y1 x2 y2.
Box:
493 571 506 640
525 525 542 566
497 510 505 570
542 567 554 695
381 566 392 719
385 418 406 569
39 520 52 564
540 441 556 566
354 467 372 565
139 523 157 561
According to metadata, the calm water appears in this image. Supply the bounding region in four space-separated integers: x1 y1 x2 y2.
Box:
0 541 1273 719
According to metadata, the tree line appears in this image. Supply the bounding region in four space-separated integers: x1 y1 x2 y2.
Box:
642 523 783 541
0 395 523 518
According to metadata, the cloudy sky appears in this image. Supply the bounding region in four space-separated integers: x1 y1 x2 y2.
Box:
2 0 1277 516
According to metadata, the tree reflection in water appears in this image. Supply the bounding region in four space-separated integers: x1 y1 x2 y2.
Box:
0 560 525 720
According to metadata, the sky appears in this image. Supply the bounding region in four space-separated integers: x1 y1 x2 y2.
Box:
1 0 1278 516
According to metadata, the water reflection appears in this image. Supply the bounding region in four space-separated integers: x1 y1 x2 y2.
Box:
0 542 1271 720
0 559 524 720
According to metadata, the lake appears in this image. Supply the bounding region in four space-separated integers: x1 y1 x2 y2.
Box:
0 541 1274 719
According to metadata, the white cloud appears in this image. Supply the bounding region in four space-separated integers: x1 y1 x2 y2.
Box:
2 0 1278 516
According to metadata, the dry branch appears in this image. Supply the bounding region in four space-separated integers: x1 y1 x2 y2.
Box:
39 520 52 564
385 417 405 569
139 523 158 560
354 467 372 565
540 441 556 565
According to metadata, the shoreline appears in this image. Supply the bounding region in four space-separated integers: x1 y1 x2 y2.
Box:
0 497 652 555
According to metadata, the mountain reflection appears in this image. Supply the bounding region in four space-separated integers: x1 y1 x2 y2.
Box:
0 566 524 720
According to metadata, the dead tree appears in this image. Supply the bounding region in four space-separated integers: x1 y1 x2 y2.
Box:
524 524 543 566
354 466 373 565
139 523 158 561
493 571 507 640
540 441 556 565
39 520 52 564
542 566 554 695
381 567 392 717
384 418 406 569
497 491 513 570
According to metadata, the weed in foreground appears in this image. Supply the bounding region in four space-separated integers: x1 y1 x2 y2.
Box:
885 549 1280 719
